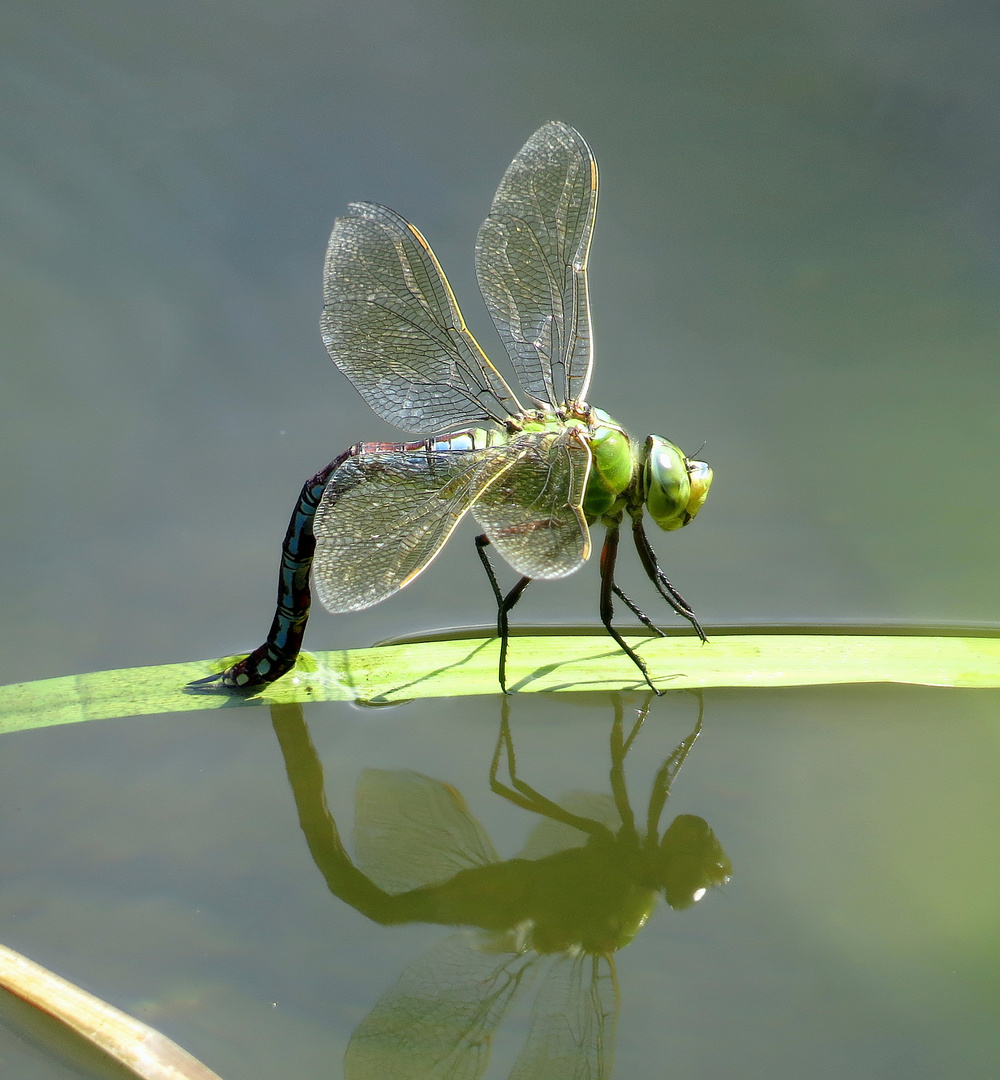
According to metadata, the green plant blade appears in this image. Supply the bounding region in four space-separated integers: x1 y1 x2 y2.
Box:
1 633 998 734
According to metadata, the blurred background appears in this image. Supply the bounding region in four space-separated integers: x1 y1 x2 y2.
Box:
2 0 997 686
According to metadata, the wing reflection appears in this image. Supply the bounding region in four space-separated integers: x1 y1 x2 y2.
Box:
270 695 730 1079
345 932 538 1080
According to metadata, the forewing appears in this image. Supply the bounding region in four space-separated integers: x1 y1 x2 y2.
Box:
471 428 592 580
344 931 538 1080
509 952 618 1080
353 769 499 895
476 122 598 409
312 440 516 612
322 202 520 433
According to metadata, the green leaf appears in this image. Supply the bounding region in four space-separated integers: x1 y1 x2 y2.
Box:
1 632 998 734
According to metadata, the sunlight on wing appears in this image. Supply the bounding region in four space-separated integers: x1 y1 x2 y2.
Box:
471 429 591 580
312 440 520 612
323 202 520 432
476 122 598 409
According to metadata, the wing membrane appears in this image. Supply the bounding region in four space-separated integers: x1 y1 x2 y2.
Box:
322 202 521 433
476 122 598 409
472 428 592 579
344 931 538 1080
312 438 518 612
509 952 618 1080
353 770 499 895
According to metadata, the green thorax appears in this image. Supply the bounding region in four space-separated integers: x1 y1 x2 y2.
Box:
578 408 636 521
517 406 635 522
514 404 713 531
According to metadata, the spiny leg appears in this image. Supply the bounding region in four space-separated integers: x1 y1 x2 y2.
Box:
612 583 667 637
475 534 531 693
600 523 662 695
630 514 708 642
188 451 350 691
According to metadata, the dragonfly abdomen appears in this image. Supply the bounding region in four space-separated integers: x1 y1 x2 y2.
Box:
420 429 507 454
202 450 352 688
203 428 513 687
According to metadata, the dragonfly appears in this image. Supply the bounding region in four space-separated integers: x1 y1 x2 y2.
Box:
192 122 712 695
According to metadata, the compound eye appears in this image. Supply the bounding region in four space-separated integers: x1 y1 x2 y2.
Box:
643 437 713 531
643 436 691 531
685 459 713 521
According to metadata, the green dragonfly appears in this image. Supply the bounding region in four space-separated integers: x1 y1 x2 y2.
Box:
192 122 712 694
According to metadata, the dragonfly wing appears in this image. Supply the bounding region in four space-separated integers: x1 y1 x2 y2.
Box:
518 793 622 861
322 202 521 433
471 428 592 580
476 122 597 409
353 769 500 895
345 931 538 1080
312 439 517 612
509 952 618 1080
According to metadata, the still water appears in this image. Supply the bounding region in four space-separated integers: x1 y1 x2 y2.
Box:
2 687 998 1078
2 0 998 1075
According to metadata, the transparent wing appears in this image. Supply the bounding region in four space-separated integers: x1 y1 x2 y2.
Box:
472 427 592 580
322 202 521 433
312 439 519 612
476 122 598 410
353 770 499 895
344 931 539 1080
509 951 618 1080
518 793 622 862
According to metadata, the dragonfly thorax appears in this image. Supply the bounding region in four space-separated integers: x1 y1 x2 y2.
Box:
579 410 637 521
576 408 714 534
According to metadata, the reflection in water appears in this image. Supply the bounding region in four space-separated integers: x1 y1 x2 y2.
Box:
271 696 730 1078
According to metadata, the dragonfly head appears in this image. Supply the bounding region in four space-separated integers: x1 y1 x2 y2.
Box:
641 436 713 532
657 814 732 910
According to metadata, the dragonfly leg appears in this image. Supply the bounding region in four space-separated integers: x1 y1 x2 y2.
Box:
612 583 668 637
489 700 609 834
600 524 662 695
188 452 350 691
630 516 708 642
475 534 531 693
646 693 704 839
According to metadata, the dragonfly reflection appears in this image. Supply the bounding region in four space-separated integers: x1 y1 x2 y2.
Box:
271 696 731 1079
